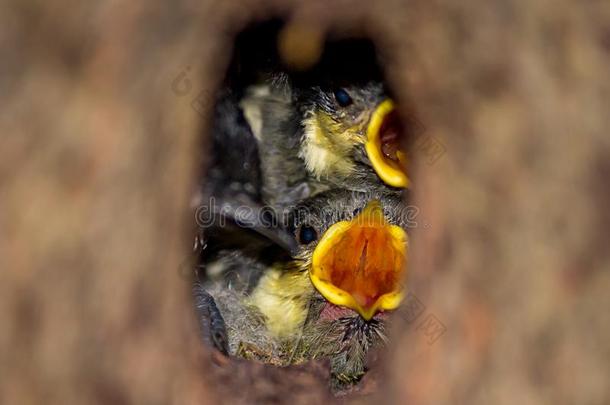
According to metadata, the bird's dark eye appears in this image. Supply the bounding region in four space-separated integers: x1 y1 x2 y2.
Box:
333 88 353 107
297 225 318 244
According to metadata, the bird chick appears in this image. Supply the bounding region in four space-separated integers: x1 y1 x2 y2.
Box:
196 189 410 391
240 79 325 207
241 40 413 201
294 80 410 191
292 39 412 191
192 86 298 355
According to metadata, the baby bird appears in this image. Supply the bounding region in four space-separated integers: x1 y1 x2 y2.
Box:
193 87 298 354
294 79 410 191
195 86 297 251
194 36 412 392
195 189 410 390
241 40 412 203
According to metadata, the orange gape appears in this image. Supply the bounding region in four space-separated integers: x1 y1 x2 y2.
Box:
310 201 408 320
322 226 404 309
365 100 410 188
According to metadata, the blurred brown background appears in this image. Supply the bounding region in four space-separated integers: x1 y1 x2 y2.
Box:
1 0 609 404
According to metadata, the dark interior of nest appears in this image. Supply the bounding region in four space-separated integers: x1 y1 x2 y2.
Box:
191 20 417 396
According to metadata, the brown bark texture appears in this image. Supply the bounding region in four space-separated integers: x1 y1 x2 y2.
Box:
1 0 609 404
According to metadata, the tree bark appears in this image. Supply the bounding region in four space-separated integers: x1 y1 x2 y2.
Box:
1 0 608 403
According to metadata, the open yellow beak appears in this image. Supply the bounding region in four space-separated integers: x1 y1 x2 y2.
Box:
310 201 408 320
365 100 410 188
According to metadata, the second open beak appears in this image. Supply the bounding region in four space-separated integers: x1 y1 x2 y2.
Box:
365 99 410 188
310 200 408 320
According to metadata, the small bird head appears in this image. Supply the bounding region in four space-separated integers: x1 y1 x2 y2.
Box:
283 190 410 387
289 190 409 321
296 81 410 190
198 189 411 386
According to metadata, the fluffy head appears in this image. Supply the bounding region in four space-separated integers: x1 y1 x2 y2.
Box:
297 82 388 185
199 189 410 387
247 189 409 384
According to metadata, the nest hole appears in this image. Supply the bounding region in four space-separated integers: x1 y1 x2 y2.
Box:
190 19 423 399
